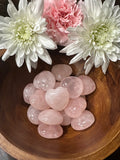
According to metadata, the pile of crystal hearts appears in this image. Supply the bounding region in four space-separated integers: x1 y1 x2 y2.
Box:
23 64 96 139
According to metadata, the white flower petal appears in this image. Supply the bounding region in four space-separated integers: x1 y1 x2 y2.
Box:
84 0 102 18
7 0 17 18
18 0 27 10
31 0 44 16
60 42 81 56
30 44 36 53
31 61 38 69
30 53 38 62
112 5 120 17
107 53 118 62
0 16 10 23
102 58 110 74
39 49 52 65
95 52 103 68
0 20 8 27
26 48 31 55
2 49 10 61
103 0 115 8
33 17 47 33
0 39 11 49
17 49 24 58
37 47 44 56
9 44 18 56
84 57 94 75
16 53 24 67
26 56 31 72
69 53 83 64
116 54 120 60
38 34 57 50
67 27 82 41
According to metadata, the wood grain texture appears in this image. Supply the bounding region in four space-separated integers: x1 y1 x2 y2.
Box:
0 0 120 160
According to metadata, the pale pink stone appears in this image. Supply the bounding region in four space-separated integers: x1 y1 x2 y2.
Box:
60 111 71 126
79 75 96 95
33 71 55 91
38 123 63 139
60 76 83 99
64 97 87 118
38 109 63 125
45 87 69 111
71 110 95 131
51 64 72 81
23 83 36 104
27 106 40 125
54 82 60 88
29 89 49 110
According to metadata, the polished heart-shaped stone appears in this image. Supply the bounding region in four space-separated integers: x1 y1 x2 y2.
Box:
60 76 84 99
51 64 72 81
23 83 36 104
29 89 49 110
27 106 40 125
38 123 63 139
65 97 87 118
38 109 63 125
71 110 95 131
79 75 96 95
45 87 69 111
33 71 55 91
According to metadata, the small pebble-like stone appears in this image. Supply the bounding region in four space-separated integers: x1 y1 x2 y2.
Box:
71 110 95 131
33 71 55 91
29 89 49 110
54 82 60 88
65 97 87 118
60 76 83 99
79 75 96 95
38 123 63 139
23 83 36 104
38 109 63 125
27 106 40 125
45 87 69 111
51 64 72 81
60 111 71 126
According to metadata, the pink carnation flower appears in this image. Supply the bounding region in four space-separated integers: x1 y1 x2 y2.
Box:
43 0 83 46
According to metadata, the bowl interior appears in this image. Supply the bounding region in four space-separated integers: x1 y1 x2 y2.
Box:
0 52 120 160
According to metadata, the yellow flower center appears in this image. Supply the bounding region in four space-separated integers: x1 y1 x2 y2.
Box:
89 21 116 48
12 19 35 45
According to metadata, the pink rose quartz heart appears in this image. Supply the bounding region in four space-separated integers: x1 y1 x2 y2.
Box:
51 64 72 81
60 76 83 99
71 110 95 131
79 75 96 95
45 87 69 111
38 123 63 139
27 106 40 125
64 97 87 118
33 71 55 91
38 109 63 125
60 111 71 126
29 89 49 110
23 83 36 104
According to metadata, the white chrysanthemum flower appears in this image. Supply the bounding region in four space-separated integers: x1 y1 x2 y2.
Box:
0 0 57 72
60 0 120 74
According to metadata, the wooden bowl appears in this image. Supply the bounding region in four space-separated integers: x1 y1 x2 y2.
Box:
0 1 120 160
